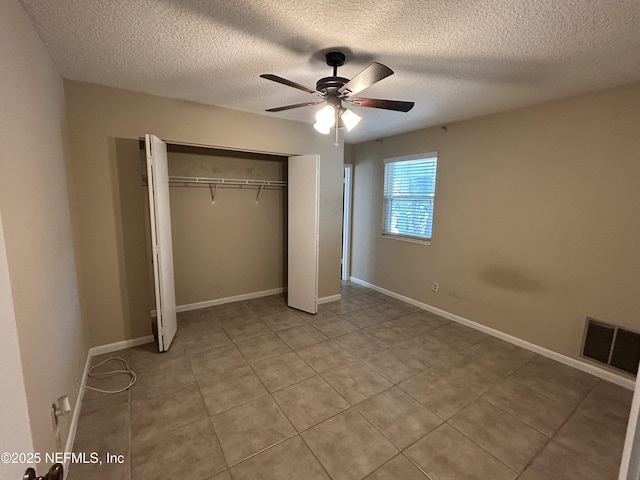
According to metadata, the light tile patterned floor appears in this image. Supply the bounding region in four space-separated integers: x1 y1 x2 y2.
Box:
69 282 632 480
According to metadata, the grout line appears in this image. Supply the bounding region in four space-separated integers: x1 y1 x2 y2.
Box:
514 388 591 476
446 352 615 477
224 433 299 470
400 451 437 480
235 327 340 478
220 326 310 471
192 370 230 474
296 432 336 480
443 419 524 475
541 406 620 476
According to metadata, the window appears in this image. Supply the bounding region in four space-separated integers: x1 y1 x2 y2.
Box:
382 153 438 243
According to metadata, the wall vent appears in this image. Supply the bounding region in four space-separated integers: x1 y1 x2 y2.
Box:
582 317 640 375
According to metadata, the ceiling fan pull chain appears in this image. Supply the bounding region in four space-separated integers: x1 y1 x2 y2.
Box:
335 107 340 146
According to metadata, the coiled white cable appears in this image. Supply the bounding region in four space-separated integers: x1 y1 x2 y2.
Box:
80 357 137 394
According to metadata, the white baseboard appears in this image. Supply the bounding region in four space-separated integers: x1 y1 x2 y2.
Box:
63 348 92 478
89 335 155 357
151 287 287 316
64 334 155 477
177 287 285 313
153 288 342 314
350 276 635 390
318 294 341 304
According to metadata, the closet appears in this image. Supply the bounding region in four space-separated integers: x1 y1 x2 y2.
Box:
142 135 319 351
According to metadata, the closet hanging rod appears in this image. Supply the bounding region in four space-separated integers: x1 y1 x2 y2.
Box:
168 176 286 187
141 175 286 189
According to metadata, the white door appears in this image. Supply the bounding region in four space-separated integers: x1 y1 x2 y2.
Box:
288 155 320 314
145 134 177 351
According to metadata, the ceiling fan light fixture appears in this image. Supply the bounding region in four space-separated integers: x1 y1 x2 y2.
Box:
262 51 414 140
341 108 361 132
313 121 331 134
262 51 414 138
314 104 335 134
315 104 335 123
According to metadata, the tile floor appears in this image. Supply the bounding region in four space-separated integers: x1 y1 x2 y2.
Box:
69 282 633 480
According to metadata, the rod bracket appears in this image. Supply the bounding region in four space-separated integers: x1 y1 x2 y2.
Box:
209 183 218 204
256 184 265 204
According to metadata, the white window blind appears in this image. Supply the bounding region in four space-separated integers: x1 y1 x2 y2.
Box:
382 154 438 242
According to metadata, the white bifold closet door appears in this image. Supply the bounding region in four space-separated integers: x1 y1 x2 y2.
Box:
287 154 320 314
145 134 177 351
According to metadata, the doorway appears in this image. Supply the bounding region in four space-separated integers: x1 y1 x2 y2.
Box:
142 136 321 350
341 164 353 281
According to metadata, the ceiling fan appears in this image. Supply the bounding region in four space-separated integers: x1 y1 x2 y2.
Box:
260 51 414 137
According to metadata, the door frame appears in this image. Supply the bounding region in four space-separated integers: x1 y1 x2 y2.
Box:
141 139 325 315
341 164 353 281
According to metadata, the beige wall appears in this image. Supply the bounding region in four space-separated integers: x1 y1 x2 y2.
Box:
169 149 287 305
349 82 640 359
0 0 87 462
65 81 343 346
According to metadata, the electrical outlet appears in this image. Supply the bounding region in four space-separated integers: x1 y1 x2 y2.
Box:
432 282 439 293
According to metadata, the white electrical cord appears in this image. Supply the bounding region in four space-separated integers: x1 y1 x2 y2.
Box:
80 357 137 394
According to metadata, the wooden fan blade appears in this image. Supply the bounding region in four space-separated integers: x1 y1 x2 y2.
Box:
338 62 394 96
260 74 324 97
348 97 414 112
265 101 324 112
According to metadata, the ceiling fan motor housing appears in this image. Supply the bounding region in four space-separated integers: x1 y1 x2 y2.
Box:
316 76 349 94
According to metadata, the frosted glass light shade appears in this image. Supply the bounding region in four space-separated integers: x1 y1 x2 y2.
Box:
313 121 331 134
313 104 335 134
315 104 335 124
341 108 362 131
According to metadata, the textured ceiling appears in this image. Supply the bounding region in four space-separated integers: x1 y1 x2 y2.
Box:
20 0 640 143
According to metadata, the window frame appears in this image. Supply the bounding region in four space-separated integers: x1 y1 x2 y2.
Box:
381 152 438 245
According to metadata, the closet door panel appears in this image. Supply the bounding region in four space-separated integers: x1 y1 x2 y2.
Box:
145 134 177 351
287 154 319 314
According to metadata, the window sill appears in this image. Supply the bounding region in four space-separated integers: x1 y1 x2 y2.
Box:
381 234 431 246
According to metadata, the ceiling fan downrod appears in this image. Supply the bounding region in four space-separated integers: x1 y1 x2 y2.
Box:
316 51 350 93
326 51 345 77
